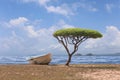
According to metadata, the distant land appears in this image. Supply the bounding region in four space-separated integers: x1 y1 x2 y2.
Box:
74 53 120 56
96 53 120 56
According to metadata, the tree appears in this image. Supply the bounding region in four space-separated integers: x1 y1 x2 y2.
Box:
53 28 102 66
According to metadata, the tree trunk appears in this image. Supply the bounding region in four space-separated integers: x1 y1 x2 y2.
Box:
65 55 72 66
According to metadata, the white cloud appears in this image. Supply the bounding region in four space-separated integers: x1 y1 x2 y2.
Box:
24 26 38 38
19 0 74 16
1 17 120 56
24 26 56 38
83 26 120 54
21 0 50 6
45 4 74 16
9 17 28 27
105 26 120 47
38 0 50 6
21 20 75 55
0 17 28 28
19 0 98 17
0 31 25 55
24 20 75 38
21 25 120 55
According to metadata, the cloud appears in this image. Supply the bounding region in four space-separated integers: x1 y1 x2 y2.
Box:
38 0 50 6
105 26 120 47
0 18 75 56
1 17 120 56
83 26 120 54
24 20 75 38
45 4 74 16
9 17 28 26
24 26 38 38
0 31 25 55
21 0 50 6
19 0 98 17
2 17 28 28
20 0 73 16
22 24 61 55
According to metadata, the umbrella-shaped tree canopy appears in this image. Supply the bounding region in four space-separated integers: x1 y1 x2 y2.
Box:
53 28 102 66
53 28 102 38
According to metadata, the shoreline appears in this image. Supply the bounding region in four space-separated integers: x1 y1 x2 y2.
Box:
0 64 120 80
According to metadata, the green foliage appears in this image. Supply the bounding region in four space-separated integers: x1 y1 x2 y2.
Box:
53 28 103 65
53 28 102 38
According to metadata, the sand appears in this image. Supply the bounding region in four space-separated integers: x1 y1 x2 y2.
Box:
0 64 120 80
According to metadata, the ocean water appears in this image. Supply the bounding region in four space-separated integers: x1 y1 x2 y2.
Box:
0 55 120 65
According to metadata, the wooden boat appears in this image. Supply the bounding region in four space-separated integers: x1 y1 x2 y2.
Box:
28 53 52 65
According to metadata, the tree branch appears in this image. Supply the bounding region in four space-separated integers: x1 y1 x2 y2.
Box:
58 36 70 56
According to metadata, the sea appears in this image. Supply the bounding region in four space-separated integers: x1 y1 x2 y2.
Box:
0 55 120 65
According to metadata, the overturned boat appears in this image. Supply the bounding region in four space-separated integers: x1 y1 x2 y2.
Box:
28 53 52 65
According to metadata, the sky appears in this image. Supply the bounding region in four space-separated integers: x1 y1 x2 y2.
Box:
0 0 120 56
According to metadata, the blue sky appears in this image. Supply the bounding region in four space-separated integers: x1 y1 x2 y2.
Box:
0 0 120 56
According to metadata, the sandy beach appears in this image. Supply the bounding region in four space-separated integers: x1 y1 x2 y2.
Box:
0 64 120 80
